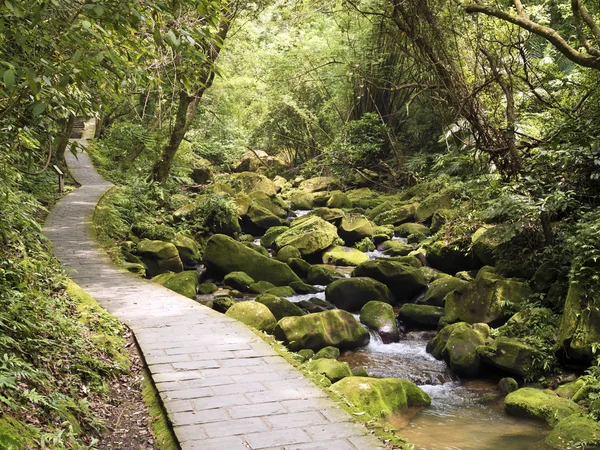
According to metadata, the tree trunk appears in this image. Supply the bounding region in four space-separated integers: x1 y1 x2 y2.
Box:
55 114 76 163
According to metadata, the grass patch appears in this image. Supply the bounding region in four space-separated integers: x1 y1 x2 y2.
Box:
142 369 180 450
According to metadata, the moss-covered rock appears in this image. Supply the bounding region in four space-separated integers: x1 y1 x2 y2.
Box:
395 223 430 238
307 265 341 285
530 261 560 294
471 225 502 266
398 304 445 329
352 259 428 303
498 377 519 395
556 380 586 399
223 271 255 292
255 294 304 320
426 239 480 275
260 226 289 248
297 349 315 362
287 189 315 210
427 322 488 377
415 190 455 223
234 192 252 216
275 216 339 257
277 245 302 263
326 191 352 208
171 233 202 269
338 215 373 245
264 286 296 297
326 277 394 311
477 337 542 378
372 224 394 244
136 239 184 277
556 280 600 363
322 246 369 266
124 262 146 277
245 203 287 231
546 414 600 449
297 297 336 313
242 241 270 257
203 234 301 286
330 377 431 418
379 240 414 257
157 270 198 299
572 382 600 404
249 190 288 217
287 258 312 279
249 280 276 294
346 188 383 209
504 388 583 427
443 267 532 326
313 346 341 360
360 300 399 343
225 301 277 333
373 203 418 226
290 281 320 294
213 296 235 313
354 237 376 252
233 172 278 196
273 309 370 351
298 176 341 193
421 276 468 307
198 282 217 294
303 207 346 224
308 359 352 383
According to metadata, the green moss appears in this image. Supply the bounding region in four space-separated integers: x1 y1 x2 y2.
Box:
226 302 277 333
322 246 369 266
313 346 341 359
223 271 255 292
421 276 468 307
360 301 399 342
339 215 373 244
0 417 38 449
505 388 583 427
275 216 339 256
256 294 304 320
307 359 353 382
546 414 600 449
161 270 198 299
142 370 179 450
352 259 428 302
326 277 394 311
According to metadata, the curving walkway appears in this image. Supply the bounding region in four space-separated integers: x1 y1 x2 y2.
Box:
43 132 384 450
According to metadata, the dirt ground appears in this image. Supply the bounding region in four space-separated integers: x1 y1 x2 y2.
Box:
94 331 157 450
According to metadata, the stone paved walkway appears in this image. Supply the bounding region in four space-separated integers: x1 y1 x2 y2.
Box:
43 132 384 450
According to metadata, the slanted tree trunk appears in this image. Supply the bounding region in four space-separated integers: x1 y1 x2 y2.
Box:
55 114 76 163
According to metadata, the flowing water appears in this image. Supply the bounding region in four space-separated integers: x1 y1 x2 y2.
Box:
340 331 552 450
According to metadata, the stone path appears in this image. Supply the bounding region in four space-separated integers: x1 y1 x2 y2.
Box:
43 131 384 450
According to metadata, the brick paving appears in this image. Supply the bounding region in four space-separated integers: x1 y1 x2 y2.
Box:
43 129 384 449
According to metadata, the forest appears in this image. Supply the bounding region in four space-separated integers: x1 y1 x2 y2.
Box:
2 0 600 448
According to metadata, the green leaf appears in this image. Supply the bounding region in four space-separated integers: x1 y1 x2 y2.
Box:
3 69 15 90
25 68 38 95
167 30 180 47
93 4 104 17
82 20 91 29
32 101 46 117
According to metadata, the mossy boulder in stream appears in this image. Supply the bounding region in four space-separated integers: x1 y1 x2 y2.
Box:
298 176 340 193
325 277 394 311
326 191 351 208
421 276 468 307
308 359 352 383
330 377 431 418
153 270 198 299
225 302 277 333
395 223 430 237
277 245 302 263
415 190 455 223
288 189 315 210
443 266 532 326
204 234 301 286
233 172 278 196
360 300 399 343
352 259 428 303
255 293 304 321
322 246 369 266
307 265 341 285
504 388 583 427
427 322 488 377
373 203 418 226
223 271 255 292
426 239 480 275
477 336 542 378
245 203 287 231
379 240 413 257
471 225 503 266
313 346 340 359
338 215 373 244
556 280 600 363
260 225 289 248
546 415 600 449
273 309 369 351
136 239 184 277
171 233 202 269
275 216 339 257
398 304 445 329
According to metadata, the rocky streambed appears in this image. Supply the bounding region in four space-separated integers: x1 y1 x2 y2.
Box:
117 172 600 449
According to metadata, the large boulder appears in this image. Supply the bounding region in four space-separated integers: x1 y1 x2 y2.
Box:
273 309 370 351
157 270 198 299
420 276 468 307
326 191 351 208
379 240 413 257
322 246 369 266
136 239 184 277
338 215 373 244
307 359 353 383
275 216 339 256
171 233 202 269
426 240 480 275
225 301 277 333
330 377 431 418
255 294 304 321
249 191 288 217
298 208 345 225
415 190 455 223
232 150 286 173
306 265 341 285
477 337 543 378
471 225 502 266
244 203 286 231
298 176 341 193
556 280 600 363
203 234 301 286
223 271 255 292
443 267 532 326
427 322 488 377
395 223 430 238
352 260 428 303
398 304 445 329
373 203 418 226
232 172 278 196
360 300 400 343
260 226 289 248
326 277 394 311
504 388 583 427
546 415 600 449
287 189 314 210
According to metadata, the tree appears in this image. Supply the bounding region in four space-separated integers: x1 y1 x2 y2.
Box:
465 0 600 70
